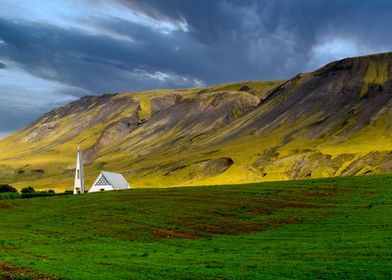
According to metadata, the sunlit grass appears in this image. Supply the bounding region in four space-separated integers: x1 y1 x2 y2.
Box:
0 175 391 279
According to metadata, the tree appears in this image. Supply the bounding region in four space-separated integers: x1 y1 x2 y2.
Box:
0 184 18 193
20 187 36 194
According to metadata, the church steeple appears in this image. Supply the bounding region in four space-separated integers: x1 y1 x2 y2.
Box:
73 146 85 194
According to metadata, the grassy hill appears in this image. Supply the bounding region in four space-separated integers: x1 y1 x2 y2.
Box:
1 53 392 191
0 175 391 279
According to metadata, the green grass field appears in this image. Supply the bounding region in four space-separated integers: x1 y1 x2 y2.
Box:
0 175 392 279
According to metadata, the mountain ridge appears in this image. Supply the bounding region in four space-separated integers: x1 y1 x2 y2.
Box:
1 53 392 190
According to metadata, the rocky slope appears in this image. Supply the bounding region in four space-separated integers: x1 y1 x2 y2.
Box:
1 53 392 190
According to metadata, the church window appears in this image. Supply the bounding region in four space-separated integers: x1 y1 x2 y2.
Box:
95 174 110 186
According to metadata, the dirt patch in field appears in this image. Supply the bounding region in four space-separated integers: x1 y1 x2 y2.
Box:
153 218 299 239
152 228 199 239
181 217 300 237
158 203 303 239
317 186 352 192
238 198 324 209
285 189 338 197
0 262 56 280
148 189 337 240
0 203 11 209
0 200 21 209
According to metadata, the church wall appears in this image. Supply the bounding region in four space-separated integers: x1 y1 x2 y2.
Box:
88 184 114 193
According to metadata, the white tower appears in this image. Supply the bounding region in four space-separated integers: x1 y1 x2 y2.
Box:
73 146 85 194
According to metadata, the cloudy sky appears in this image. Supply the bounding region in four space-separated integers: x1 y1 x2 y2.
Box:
0 0 392 136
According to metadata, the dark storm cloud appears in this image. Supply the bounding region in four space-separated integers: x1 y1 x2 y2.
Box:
1 0 392 134
0 62 6 69
122 0 392 64
0 106 40 133
0 18 208 95
123 0 392 44
2 0 392 93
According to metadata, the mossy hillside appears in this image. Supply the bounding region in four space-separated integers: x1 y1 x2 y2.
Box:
359 62 389 97
93 92 280 187
2 95 392 191
2 101 391 190
1 53 392 191
91 109 392 188
205 80 285 98
0 82 273 190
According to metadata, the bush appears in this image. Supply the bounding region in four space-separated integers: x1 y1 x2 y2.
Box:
17 187 71 199
20 189 58 198
21 192 57 199
21 187 35 194
0 184 18 193
0 192 21 200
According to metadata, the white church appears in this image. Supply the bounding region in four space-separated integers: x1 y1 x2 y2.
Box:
73 147 131 194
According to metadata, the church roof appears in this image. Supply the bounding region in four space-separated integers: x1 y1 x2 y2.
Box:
93 171 130 190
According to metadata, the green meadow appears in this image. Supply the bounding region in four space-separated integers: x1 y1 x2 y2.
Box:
0 175 391 279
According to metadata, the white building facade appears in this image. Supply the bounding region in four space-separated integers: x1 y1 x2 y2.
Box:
89 171 130 193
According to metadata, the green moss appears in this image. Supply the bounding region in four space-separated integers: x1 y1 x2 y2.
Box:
205 80 285 98
138 98 151 120
359 62 388 97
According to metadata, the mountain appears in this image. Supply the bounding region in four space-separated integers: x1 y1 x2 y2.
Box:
1 53 392 190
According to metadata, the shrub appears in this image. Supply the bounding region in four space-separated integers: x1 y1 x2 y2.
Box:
0 184 18 193
21 187 36 194
21 192 57 199
0 192 21 200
